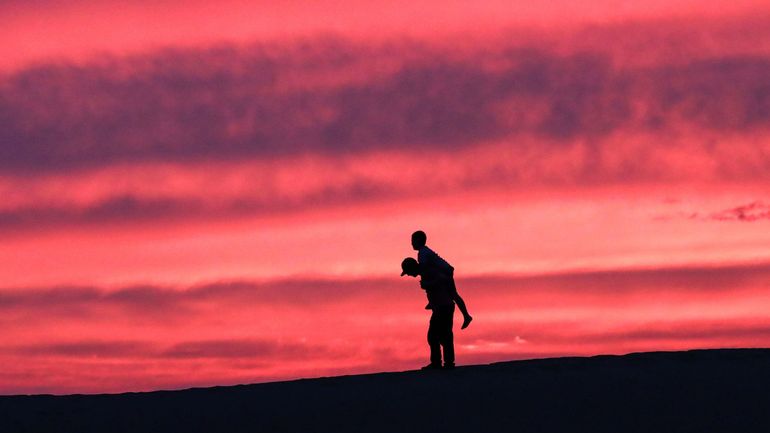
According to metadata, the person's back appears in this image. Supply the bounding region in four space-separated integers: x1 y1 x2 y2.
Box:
421 270 455 309
417 245 454 276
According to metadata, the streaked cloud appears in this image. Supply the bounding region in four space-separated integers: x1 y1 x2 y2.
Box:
160 338 351 359
2 19 769 175
1 338 354 360
658 201 770 222
0 278 381 321
710 201 770 221
3 262 770 393
4 262 769 319
0 17 768 238
6 340 153 358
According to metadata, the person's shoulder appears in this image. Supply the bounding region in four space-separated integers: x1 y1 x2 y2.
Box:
418 246 437 262
419 246 436 256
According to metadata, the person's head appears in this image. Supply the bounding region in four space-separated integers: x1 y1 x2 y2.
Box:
411 230 427 250
400 257 420 277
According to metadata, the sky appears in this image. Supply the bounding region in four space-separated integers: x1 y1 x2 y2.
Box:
2 0 770 394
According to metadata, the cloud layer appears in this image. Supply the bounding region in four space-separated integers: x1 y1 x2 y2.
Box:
1 18 769 174
1 17 769 237
3 262 770 394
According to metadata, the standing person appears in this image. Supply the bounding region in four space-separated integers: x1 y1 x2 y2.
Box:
401 257 460 369
411 230 472 329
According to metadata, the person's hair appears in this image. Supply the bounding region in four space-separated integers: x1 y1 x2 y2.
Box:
401 257 419 274
411 230 427 247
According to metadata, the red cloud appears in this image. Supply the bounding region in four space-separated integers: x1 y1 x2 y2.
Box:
710 202 770 221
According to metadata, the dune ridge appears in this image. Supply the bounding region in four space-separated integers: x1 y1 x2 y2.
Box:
1 348 769 432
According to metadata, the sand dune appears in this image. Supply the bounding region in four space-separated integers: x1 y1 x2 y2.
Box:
2 348 769 432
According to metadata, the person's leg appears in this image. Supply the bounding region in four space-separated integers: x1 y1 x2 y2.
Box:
440 305 455 367
455 294 472 329
426 311 442 367
449 273 473 329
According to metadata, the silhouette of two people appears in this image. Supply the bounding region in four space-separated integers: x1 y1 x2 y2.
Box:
401 230 472 370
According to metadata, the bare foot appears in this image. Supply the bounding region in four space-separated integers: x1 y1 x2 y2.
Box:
461 315 473 329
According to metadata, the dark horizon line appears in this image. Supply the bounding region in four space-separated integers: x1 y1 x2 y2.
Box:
2 347 767 398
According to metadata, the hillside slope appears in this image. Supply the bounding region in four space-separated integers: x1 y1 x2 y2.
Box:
2 349 770 432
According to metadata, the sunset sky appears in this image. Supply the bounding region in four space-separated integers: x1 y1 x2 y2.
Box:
2 0 770 395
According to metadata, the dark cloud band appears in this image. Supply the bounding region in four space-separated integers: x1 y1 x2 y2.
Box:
2 262 769 318
1 19 769 174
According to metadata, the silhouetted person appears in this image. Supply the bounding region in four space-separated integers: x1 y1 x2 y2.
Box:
401 257 465 370
411 230 472 329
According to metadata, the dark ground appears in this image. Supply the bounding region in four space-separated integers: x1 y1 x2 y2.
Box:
2 348 770 433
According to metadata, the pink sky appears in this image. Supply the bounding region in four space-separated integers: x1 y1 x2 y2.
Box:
2 1 770 394
2 0 768 71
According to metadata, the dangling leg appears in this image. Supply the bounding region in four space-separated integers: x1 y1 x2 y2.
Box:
450 275 473 329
